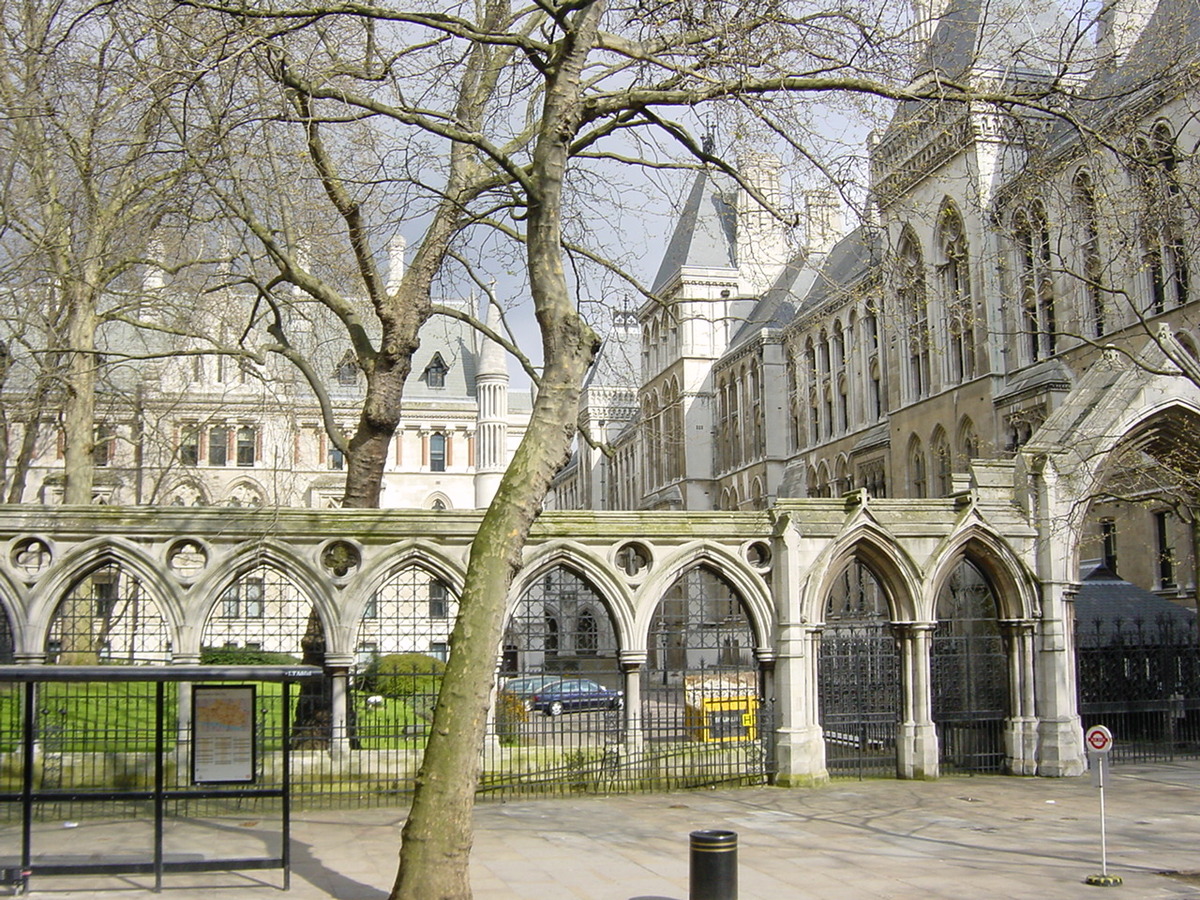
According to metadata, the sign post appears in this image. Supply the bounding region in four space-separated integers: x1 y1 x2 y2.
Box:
1084 725 1121 887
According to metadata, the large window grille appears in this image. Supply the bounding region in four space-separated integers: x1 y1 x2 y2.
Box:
932 559 1008 773
354 565 459 662
45 563 171 665
202 564 317 658
819 560 898 777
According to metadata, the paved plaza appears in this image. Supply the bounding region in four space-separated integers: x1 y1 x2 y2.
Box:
7 762 1200 898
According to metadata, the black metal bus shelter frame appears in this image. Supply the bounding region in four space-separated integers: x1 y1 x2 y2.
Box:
0 664 323 894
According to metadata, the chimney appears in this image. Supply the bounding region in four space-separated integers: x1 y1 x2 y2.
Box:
735 151 789 294
387 236 407 292
805 190 844 256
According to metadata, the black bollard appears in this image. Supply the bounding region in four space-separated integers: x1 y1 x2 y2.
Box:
689 829 737 900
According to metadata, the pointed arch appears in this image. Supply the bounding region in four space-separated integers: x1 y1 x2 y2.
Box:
803 518 923 626
193 540 335 658
635 542 773 653
26 538 184 657
511 541 635 651
924 523 1039 623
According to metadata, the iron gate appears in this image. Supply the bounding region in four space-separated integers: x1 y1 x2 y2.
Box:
643 565 773 789
932 560 1008 773
818 562 900 778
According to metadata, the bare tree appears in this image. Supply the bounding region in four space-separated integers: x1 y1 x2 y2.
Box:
0 0 194 504
158 0 1134 896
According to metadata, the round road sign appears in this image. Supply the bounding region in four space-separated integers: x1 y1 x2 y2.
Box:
1085 724 1113 754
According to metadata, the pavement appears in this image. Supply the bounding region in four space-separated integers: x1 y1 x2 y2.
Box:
7 761 1200 898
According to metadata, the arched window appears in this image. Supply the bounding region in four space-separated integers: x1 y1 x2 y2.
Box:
898 232 930 398
931 428 952 497
1014 204 1056 362
577 609 598 655
1136 124 1189 315
938 204 975 383
1073 172 1106 337
909 437 927 499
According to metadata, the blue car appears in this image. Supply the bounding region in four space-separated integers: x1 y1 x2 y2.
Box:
529 678 624 716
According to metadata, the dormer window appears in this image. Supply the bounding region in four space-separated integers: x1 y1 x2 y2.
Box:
425 353 449 388
336 351 358 386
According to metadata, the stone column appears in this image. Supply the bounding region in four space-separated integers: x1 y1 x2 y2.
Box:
619 651 646 751
896 623 938 779
772 622 827 786
326 657 354 755
1002 620 1039 775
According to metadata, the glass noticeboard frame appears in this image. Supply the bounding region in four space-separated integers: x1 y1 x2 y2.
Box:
192 684 257 784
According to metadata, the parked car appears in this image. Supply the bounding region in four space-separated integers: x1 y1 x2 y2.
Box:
529 678 624 716
499 675 561 710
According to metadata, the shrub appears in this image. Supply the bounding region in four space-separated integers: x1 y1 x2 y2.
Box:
200 647 300 666
361 653 445 699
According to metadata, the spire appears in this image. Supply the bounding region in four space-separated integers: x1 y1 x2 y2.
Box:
477 296 508 378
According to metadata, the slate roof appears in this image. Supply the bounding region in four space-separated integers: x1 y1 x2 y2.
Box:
794 226 881 318
1075 563 1196 644
651 169 738 293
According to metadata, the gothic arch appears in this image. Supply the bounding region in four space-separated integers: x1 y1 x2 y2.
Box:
348 540 467 626
191 540 336 657
24 537 184 653
634 542 773 653
510 541 635 652
803 519 922 626
924 523 1039 623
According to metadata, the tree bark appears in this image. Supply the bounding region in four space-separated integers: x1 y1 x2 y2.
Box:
61 282 99 506
390 6 603 898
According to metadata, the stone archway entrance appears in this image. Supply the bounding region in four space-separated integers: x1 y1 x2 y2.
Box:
644 564 771 786
932 559 1009 772
818 560 900 777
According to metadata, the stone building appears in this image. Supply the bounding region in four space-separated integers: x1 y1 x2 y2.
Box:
552 0 1200 612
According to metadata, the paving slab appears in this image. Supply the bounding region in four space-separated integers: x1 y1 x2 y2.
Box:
5 762 1200 898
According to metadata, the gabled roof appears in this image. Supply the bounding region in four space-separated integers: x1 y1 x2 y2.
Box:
651 169 737 293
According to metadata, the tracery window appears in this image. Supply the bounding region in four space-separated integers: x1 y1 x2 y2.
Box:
1014 204 1056 362
898 232 930 398
938 205 975 383
1136 124 1189 315
1073 172 1106 337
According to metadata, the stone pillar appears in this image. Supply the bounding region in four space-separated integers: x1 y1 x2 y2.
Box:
620 651 646 751
327 659 353 755
772 623 827 786
896 624 938 779
1002 620 1039 775
1035 582 1086 775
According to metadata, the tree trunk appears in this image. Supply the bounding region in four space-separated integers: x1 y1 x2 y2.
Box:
62 283 98 506
390 6 603 898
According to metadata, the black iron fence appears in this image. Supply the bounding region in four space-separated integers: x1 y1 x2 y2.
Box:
0 666 775 820
1077 616 1200 764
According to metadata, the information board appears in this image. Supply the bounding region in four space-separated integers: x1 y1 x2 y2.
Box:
192 685 257 784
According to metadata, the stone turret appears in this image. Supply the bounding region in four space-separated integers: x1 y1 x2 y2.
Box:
736 152 790 295
474 299 509 508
